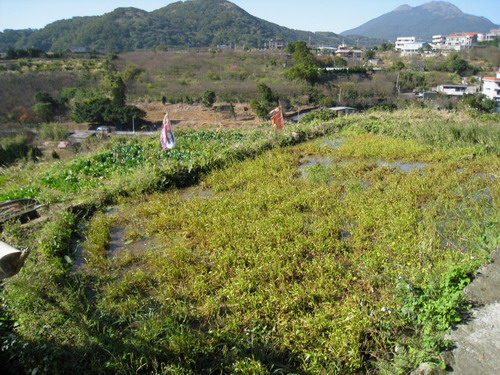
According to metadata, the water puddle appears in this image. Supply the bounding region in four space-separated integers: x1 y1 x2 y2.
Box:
107 226 153 265
297 156 334 182
475 172 497 181
317 138 344 149
471 189 493 204
377 160 427 173
71 243 86 273
340 229 351 240
181 187 215 200
299 156 333 169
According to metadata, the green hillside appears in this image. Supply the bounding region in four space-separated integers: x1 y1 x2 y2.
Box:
0 0 381 52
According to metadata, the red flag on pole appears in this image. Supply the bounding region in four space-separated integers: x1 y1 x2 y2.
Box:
160 112 176 149
269 106 284 130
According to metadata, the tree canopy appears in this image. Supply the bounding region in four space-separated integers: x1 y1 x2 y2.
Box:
285 41 320 86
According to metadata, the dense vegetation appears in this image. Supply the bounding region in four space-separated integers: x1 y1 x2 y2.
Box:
0 135 41 167
0 109 498 374
3 45 498 129
0 0 380 53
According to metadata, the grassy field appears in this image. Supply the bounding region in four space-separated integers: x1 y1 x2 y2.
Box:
0 109 499 374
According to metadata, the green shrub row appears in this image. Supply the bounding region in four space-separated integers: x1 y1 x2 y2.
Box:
0 135 41 167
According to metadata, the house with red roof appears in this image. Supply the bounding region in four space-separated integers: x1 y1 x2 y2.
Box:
445 32 478 50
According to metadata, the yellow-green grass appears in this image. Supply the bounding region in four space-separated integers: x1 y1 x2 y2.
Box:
1 109 498 374
73 134 498 373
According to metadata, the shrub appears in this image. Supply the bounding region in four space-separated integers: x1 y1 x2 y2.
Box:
250 84 279 119
201 90 216 108
0 135 42 166
39 122 69 141
299 109 338 123
72 97 145 128
461 94 497 113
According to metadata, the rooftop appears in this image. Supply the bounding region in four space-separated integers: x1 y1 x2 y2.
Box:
448 32 478 37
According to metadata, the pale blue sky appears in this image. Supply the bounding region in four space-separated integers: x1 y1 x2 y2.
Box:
0 0 499 33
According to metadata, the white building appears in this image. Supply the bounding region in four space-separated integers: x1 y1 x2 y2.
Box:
436 84 479 96
395 36 416 50
432 35 447 49
482 70 500 102
477 33 496 42
400 42 427 55
478 29 500 42
315 46 336 56
445 33 478 50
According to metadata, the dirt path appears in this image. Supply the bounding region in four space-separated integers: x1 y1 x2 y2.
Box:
443 248 500 374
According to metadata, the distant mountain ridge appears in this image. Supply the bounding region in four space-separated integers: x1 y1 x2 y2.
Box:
0 0 381 52
341 1 498 41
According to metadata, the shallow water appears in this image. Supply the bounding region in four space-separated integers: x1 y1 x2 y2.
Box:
297 156 334 182
317 138 345 150
340 229 351 240
107 226 151 263
181 187 215 200
377 160 427 172
299 156 334 169
475 172 497 181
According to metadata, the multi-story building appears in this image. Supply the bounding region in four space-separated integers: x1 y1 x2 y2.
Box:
335 44 363 60
432 35 447 49
400 42 428 55
315 46 336 56
478 29 500 42
482 69 500 102
395 36 416 50
445 33 478 50
268 39 287 50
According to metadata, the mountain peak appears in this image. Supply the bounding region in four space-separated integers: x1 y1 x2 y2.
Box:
342 1 497 41
394 5 412 12
419 1 463 16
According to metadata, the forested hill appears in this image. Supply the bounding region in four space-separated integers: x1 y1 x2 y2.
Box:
0 0 381 52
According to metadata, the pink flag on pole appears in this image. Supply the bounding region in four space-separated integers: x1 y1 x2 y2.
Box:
269 106 284 130
160 112 176 149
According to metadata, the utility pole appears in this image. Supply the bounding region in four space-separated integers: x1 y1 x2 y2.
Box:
396 73 401 97
132 116 135 134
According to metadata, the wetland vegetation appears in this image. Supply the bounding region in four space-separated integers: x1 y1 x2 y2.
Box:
1 109 498 374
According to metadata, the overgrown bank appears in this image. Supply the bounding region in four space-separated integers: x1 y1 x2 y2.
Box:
1 109 499 374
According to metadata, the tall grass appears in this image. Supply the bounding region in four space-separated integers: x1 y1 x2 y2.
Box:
342 109 500 153
39 122 69 141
